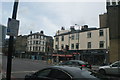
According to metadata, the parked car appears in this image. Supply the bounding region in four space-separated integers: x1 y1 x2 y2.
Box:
99 61 120 75
59 60 92 69
25 66 103 80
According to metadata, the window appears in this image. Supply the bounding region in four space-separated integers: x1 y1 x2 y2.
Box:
55 45 58 49
76 43 79 49
33 46 35 51
112 63 119 67
36 35 38 39
99 30 104 36
48 69 71 79
39 36 41 39
35 69 51 77
87 32 91 38
42 47 44 51
71 44 74 49
99 41 104 48
61 44 64 49
87 42 91 48
39 46 41 51
71 35 74 40
76 33 79 40
36 46 38 51
39 41 41 44
33 41 35 44
56 37 59 41
36 41 38 44
30 46 31 51
61 36 64 41
34 35 36 38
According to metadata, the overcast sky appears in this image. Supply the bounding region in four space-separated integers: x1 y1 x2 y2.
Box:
1 0 107 37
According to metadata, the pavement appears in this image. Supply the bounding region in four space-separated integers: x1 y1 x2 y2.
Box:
0 54 2 80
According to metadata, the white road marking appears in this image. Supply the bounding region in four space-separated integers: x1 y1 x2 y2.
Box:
11 70 37 73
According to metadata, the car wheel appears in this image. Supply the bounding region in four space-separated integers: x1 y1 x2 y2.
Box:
99 69 106 75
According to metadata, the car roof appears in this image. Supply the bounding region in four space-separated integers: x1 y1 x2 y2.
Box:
69 60 86 63
47 66 97 79
69 60 85 62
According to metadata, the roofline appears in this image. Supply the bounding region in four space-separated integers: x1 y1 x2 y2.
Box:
54 27 109 37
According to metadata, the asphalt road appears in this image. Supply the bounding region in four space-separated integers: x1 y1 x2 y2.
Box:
2 56 53 79
1 55 120 80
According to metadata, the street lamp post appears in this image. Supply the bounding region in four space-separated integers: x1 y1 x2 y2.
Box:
56 30 59 64
75 24 80 60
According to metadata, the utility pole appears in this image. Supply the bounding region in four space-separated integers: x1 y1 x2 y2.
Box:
75 24 80 60
56 31 59 64
6 0 19 80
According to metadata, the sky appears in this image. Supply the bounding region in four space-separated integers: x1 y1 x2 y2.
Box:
1 0 107 37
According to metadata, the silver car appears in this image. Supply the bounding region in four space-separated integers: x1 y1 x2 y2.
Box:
99 61 120 75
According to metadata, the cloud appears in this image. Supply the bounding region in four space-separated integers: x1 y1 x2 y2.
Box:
2 2 106 37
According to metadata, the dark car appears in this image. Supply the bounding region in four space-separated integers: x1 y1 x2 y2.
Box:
59 60 92 69
25 66 101 80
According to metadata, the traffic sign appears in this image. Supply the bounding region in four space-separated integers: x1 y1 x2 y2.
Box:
7 18 19 36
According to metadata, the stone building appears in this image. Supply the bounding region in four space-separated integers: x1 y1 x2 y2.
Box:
15 35 27 57
99 0 120 63
53 26 109 65
0 24 6 53
27 31 53 60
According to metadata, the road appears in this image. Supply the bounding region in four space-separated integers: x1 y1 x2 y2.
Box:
1 55 120 80
2 56 53 79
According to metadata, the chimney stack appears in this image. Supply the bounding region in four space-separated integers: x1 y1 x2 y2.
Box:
40 30 44 34
70 26 75 31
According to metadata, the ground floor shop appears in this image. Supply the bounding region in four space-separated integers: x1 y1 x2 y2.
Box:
15 52 50 60
53 49 109 65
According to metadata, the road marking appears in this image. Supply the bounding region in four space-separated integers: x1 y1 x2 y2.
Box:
11 70 37 73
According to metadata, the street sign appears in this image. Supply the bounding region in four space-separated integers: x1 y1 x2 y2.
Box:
7 18 19 36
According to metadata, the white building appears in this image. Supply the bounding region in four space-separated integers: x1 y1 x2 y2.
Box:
53 25 109 65
27 31 53 60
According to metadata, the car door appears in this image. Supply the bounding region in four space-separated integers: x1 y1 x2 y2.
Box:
108 62 120 75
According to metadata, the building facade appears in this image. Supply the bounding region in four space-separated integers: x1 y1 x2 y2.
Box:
15 35 27 57
27 31 53 60
53 25 109 65
0 24 6 53
99 0 120 63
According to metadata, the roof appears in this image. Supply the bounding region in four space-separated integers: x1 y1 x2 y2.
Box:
54 27 108 37
28 32 52 38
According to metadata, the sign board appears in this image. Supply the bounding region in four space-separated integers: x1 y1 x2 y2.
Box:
7 18 19 36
